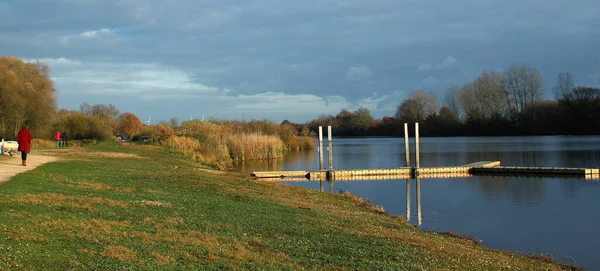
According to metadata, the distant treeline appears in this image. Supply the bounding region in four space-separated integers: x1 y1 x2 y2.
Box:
303 67 600 137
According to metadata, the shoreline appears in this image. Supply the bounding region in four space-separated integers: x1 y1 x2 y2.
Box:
0 144 579 270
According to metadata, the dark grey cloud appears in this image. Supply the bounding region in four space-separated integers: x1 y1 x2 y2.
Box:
1 0 599 122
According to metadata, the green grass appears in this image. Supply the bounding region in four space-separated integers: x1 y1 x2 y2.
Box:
0 141 575 270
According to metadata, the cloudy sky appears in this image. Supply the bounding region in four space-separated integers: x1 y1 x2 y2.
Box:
1 0 599 123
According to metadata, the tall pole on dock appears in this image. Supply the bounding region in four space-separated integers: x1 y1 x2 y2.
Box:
318 126 324 170
404 123 410 167
415 122 420 169
328 126 333 170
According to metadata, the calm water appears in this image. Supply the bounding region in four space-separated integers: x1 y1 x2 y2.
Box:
238 136 600 270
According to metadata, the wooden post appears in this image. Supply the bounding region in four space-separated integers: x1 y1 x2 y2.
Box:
318 126 324 170
319 180 324 192
417 177 422 226
327 126 333 170
404 123 410 167
415 122 420 169
329 180 333 193
405 179 411 222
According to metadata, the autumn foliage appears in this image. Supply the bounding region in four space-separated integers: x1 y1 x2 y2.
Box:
0 56 56 139
116 113 143 138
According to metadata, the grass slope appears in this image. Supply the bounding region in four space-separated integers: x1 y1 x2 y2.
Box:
0 141 571 270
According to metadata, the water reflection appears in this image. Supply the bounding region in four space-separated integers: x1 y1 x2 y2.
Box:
417 178 422 226
468 176 546 204
404 178 422 226
405 179 410 222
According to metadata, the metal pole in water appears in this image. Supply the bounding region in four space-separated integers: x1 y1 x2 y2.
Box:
328 126 333 170
319 180 324 192
417 177 422 226
404 123 410 167
405 179 411 222
318 126 324 170
415 122 420 169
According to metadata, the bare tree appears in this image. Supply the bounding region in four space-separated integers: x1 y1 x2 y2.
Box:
444 86 462 120
473 70 507 118
457 83 484 121
396 98 420 123
503 64 544 114
80 103 120 121
395 90 438 122
552 72 574 101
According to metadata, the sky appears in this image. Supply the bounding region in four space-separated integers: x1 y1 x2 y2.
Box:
1 0 599 123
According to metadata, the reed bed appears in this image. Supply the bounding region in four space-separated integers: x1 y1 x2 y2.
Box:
164 120 314 170
227 133 286 161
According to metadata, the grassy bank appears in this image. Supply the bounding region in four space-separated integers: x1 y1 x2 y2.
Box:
0 141 573 270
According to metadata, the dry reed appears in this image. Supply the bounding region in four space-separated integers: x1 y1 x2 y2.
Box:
166 120 313 170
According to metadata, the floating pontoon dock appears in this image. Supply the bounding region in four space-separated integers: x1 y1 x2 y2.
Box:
251 124 600 181
252 161 600 181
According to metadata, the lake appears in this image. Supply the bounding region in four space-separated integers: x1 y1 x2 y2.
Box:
237 136 600 270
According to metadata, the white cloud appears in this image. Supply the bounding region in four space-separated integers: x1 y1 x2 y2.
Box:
417 56 458 72
55 28 117 45
440 56 458 68
48 59 219 98
354 91 409 112
416 64 433 72
346 65 372 81
80 28 113 38
25 57 81 66
234 93 351 115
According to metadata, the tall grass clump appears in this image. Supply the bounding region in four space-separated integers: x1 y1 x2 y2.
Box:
31 139 55 148
163 120 314 170
164 136 232 170
227 133 286 161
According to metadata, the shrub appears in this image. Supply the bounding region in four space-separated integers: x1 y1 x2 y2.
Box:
31 139 55 148
152 124 175 143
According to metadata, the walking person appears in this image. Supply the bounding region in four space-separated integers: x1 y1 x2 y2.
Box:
54 131 61 148
60 130 68 148
16 124 32 166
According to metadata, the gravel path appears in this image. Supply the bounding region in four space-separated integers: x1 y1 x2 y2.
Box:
0 154 58 184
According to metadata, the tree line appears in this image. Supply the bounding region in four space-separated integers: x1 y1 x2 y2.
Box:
0 57 153 141
306 65 600 137
3 56 599 141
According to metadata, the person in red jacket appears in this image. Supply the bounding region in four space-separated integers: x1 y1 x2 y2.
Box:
16 124 32 166
54 131 61 148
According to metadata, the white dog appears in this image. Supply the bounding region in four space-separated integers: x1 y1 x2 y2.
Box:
1 139 19 156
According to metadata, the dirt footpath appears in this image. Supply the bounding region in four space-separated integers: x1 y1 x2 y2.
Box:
0 154 58 184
